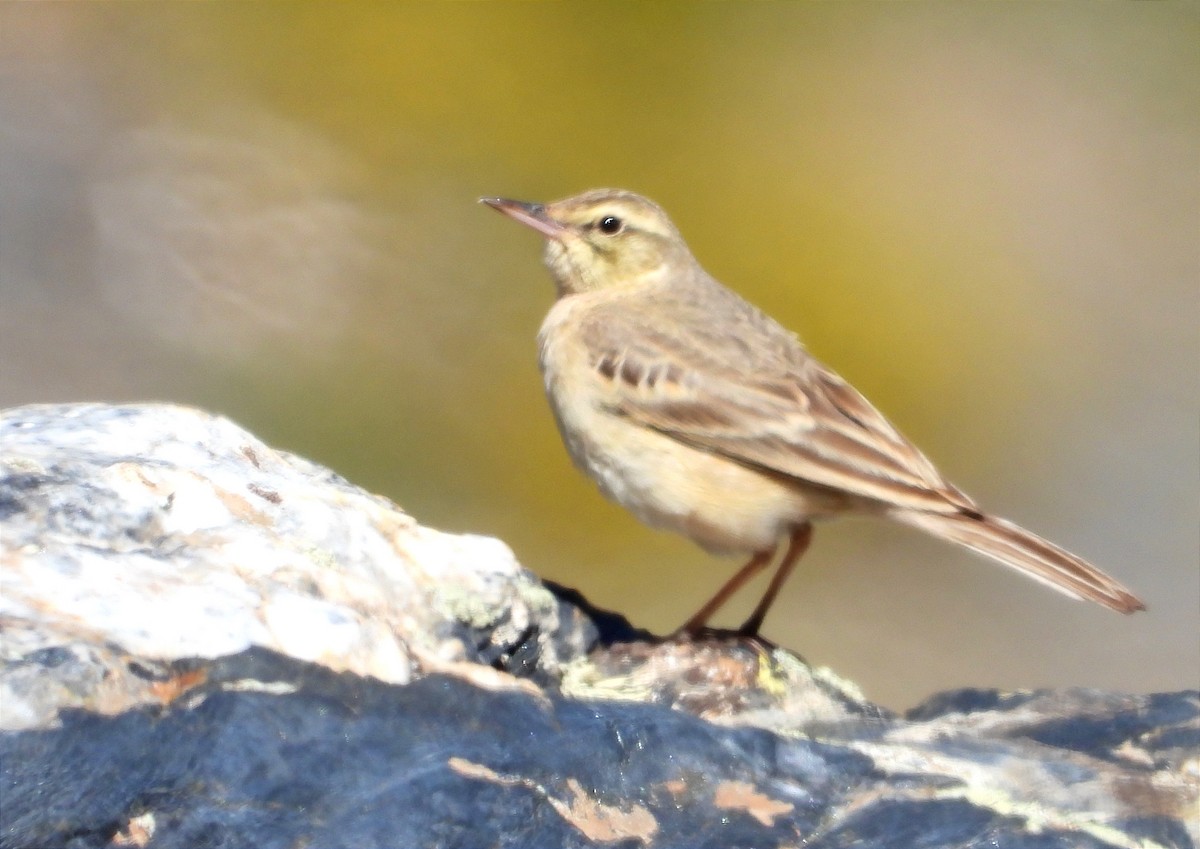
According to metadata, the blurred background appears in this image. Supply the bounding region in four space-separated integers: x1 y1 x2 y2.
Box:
1 4 1196 708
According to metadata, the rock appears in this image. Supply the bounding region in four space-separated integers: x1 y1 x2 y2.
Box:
1 403 1196 848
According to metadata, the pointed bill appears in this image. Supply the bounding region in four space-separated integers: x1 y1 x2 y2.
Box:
480 197 568 240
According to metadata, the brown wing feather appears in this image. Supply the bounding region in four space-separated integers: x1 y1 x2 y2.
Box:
894 510 1144 613
579 298 974 513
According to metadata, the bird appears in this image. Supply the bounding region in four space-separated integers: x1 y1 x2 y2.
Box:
481 189 1145 636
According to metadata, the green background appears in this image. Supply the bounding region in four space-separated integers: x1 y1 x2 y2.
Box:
2 3 1196 707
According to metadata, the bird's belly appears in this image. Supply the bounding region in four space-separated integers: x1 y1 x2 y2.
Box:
538 297 840 555
552 401 818 555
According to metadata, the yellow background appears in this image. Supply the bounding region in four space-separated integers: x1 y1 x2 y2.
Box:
2 3 1196 707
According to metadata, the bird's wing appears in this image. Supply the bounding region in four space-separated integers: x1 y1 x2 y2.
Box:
579 302 976 514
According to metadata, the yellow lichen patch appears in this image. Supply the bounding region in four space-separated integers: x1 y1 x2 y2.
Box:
558 656 655 704
754 650 791 699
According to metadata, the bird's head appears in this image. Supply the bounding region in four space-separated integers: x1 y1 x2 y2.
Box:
482 189 694 296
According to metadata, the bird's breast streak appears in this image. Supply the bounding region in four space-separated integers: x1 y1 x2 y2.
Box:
539 334 813 554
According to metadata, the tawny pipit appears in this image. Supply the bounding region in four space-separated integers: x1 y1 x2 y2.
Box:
482 189 1144 635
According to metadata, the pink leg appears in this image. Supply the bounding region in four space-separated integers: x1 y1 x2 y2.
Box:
679 548 775 636
738 523 813 636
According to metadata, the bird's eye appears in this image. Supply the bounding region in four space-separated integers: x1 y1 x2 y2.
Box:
597 215 623 235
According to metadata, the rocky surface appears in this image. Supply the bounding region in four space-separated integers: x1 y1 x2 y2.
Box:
1 403 1196 849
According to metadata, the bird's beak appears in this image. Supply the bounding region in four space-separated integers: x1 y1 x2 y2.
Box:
480 197 569 240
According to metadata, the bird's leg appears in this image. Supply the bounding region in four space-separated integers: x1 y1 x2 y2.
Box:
678 548 775 636
738 523 813 637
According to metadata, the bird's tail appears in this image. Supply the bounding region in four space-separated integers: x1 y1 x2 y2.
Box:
892 509 1145 614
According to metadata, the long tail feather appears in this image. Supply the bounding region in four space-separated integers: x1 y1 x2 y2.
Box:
893 510 1145 614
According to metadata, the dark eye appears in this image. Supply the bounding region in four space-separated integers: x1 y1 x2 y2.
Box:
597 215 623 234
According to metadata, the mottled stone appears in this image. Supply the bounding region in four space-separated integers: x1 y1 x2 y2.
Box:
0 403 587 730
0 403 1195 849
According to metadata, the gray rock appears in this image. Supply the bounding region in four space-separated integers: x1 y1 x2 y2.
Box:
1 403 1195 848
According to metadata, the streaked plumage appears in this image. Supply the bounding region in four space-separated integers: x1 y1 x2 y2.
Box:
483 189 1144 635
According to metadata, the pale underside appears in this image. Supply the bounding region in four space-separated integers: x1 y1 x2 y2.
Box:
536 271 983 557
